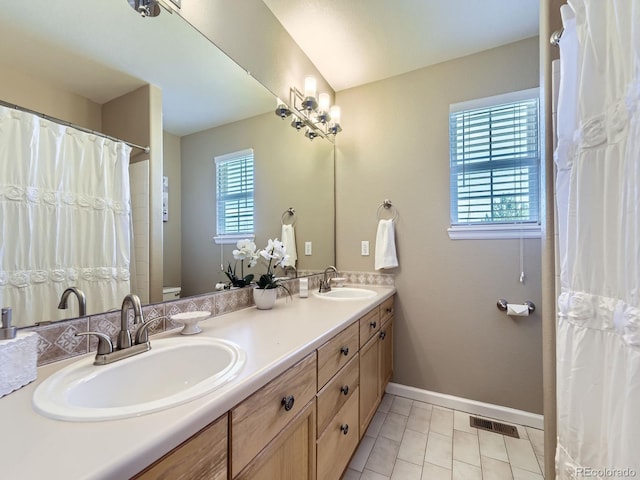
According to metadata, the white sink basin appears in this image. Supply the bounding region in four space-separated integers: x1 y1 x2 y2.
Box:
314 287 377 300
33 337 246 422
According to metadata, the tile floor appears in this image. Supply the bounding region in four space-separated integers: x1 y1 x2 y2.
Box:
343 394 545 480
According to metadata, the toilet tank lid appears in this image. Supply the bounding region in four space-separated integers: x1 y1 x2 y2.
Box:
163 287 181 294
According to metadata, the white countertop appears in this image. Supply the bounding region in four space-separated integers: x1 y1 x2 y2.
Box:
0 285 395 480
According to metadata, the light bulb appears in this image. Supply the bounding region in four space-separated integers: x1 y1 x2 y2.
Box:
318 93 330 112
304 76 317 99
330 105 341 124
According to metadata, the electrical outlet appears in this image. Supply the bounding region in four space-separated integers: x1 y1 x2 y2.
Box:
304 241 312 255
361 240 370 256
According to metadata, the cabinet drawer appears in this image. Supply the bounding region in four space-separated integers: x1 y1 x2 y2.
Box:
380 296 395 325
317 353 359 437
317 388 360 480
134 414 227 480
231 352 317 478
317 322 359 389
359 308 380 348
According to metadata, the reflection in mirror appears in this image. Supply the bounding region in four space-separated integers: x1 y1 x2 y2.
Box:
0 0 335 327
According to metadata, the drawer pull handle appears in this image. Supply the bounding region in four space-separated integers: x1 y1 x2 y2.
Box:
386 307 393 314
281 395 295 411
340 424 349 435
379 331 387 340
340 346 349 356
340 385 349 396
369 321 377 329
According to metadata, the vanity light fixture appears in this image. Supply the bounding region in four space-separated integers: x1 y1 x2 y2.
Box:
274 76 342 141
127 0 177 17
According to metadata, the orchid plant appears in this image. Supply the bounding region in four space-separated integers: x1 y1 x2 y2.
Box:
224 239 258 288
255 239 290 295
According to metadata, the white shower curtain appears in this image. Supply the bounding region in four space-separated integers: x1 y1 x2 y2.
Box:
0 106 132 325
555 1 640 478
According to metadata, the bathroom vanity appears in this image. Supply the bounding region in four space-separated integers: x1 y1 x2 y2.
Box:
0 285 395 480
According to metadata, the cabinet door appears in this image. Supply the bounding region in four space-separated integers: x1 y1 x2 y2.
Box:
134 414 227 480
235 399 316 480
317 389 360 480
359 333 380 435
379 318 393 393
231 353 317 477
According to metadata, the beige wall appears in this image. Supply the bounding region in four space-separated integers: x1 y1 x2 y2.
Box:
163 132 182 288
180 112 335 297
336 37 543 414
0 65 101 130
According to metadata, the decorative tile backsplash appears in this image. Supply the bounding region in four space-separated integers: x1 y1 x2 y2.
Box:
25 271 393 366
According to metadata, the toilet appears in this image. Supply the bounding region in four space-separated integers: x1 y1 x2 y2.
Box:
162 287 181 302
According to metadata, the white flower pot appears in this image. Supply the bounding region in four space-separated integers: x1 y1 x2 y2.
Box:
253 287 277 310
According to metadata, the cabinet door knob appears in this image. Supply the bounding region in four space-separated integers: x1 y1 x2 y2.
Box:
281 395 295 411
340 385 349 396
369 321 377 329
379 331 386 340
340 424 349 435
340 346 349 356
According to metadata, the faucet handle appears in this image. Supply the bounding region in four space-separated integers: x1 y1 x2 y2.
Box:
134 317 161 345
76 331 114 355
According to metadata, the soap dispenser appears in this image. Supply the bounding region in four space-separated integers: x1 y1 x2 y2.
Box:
0 307 38 397
0 308 17 339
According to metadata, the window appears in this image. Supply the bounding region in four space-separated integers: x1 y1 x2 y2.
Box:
214 149 254 244
448 88 541 240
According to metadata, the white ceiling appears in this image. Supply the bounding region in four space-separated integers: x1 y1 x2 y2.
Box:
263 0 540 92
0 1 539 136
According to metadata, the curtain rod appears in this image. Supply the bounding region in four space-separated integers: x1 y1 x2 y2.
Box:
0 99 150 154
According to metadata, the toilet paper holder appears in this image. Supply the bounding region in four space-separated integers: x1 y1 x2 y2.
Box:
497 299 535 313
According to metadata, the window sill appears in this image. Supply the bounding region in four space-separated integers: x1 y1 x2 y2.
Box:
447 224 541 240
213 234 255 245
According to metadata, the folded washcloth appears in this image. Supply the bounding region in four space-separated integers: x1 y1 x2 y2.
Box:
281 224 297 267
375 219 399 270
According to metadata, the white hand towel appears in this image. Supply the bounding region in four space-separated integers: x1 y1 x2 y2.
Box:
375 219 399 270
281 224 297 267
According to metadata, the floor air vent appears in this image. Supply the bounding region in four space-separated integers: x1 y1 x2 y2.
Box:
469 416 519 438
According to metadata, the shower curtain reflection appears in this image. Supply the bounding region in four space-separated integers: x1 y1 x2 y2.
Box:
0 106 133 326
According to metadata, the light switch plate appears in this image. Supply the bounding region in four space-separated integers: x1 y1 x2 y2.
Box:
361 240 370 256
305 241 312 256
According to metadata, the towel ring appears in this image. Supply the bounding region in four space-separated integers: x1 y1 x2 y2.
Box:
376 199 398 222
281 207 296 226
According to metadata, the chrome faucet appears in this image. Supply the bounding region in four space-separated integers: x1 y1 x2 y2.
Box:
118 293 144 349
76 293 157 365
284 265 298 278
58 287 87 317
319 266 338 293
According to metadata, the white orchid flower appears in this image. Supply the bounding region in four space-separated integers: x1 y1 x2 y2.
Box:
232 239 257 261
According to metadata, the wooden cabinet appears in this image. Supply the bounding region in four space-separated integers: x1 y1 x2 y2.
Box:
231 352 317 478
234 399 316 480
136 293 394 480
379 317 394 392
317 389 360 480
359 331 380 435
317 353 359 435
360 295 395 435
133 413 227 480
317 322 359 389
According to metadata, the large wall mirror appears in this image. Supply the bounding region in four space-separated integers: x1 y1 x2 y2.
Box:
0 0 335 327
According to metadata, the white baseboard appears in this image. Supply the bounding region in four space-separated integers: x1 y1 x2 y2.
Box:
385 382 544 430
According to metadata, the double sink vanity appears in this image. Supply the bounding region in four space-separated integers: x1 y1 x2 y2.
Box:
0 284 395 479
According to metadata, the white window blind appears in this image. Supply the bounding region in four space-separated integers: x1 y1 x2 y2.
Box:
449 89 540 238
214 149 254 244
